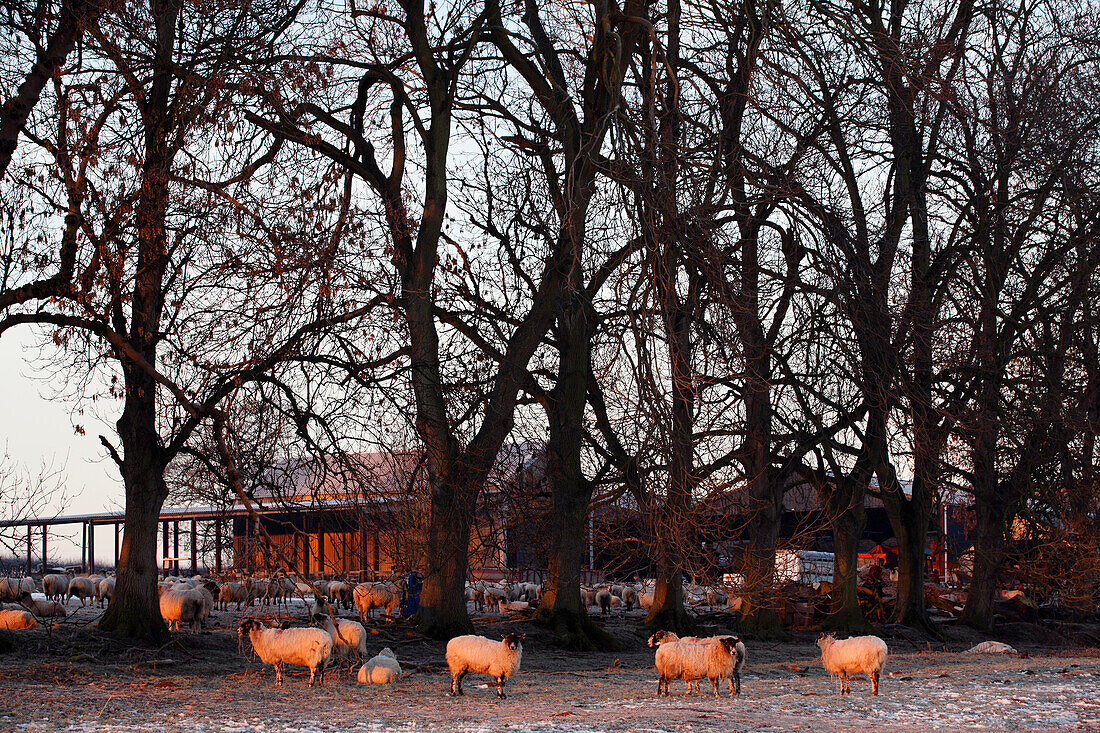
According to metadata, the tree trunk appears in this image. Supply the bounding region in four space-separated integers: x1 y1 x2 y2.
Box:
537 479 618 650
98 387 169 642
645 551 694 634
416 484 476 639
825 490 871 632
883 491 934 632
960 492 1007 630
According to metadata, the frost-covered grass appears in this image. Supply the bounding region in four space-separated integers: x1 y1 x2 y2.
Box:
2 602 1097 732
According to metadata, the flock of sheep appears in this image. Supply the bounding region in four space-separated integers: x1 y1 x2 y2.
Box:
1 572 890 700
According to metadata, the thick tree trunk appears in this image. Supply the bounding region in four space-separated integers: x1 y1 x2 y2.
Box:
539 484 589 618
99 385 169 642
645 553 694 634
960 493 1007 630
741 378 783 634
742 497 784 634
884 492 934 633
826 494 871 633
416 485 476 639
537 476 618 650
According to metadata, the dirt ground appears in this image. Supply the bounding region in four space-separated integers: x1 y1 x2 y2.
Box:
2 597 1099 732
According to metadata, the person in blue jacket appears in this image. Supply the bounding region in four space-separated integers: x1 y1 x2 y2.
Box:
401 570 423 617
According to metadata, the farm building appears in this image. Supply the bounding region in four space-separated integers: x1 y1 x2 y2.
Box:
2 446 972 586
0 444 547 581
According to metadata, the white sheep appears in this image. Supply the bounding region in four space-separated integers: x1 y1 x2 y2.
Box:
816 633 888 696
312 612 368 659
648 630 746 695
96 578 115 607
595 588 612 615
358 647 402 684
192 584 215 626
482 585 507 610
238 617 333 686
18 591 67 618
621 585 637 611
160 589 203 632
0 609 38 629
353 581 402 621
66 576 95 603
654 637 741 697
42 574 69 602
66 576 96 606
0 577 34 602
445 633 524 698
327 581 354 611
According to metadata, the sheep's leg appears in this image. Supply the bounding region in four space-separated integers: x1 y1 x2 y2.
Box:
449 671 465 696
275 663 284 686
871 670 879 696
733 671 741 696
841 671 849 695
496 675 507 699
711 678 720 697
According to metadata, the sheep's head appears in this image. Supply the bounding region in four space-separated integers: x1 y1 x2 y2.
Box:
647 630 675 647
720 637 739 655
237 618 261 639
816 633 835 650
502 633 525 650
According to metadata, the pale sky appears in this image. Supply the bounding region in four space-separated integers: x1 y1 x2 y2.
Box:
1 327 123 563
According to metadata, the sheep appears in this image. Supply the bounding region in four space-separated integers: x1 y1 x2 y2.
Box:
816 633 888 696
42 574 69 602
654 637 741 697
482 585 507 610
218 581 251 611
238 617 333 687
17 591 67 618
312 579 331 604
96 578 115 608
0 609 38 629
621 585 637 611
67 577 96 607
251 579 271 607
648 631 746 695
639 592 654 611
0 577 34 602
358 647 402 684
159 589 204 632
353 581 403 622
595 588 612 615
445 633 524 698
312 612 368 659
327 581 354 611
192 584 216 626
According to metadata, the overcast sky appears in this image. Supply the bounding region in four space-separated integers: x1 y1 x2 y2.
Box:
1 328 122 562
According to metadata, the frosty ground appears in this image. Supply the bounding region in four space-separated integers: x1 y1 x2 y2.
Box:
2 599 1098 732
